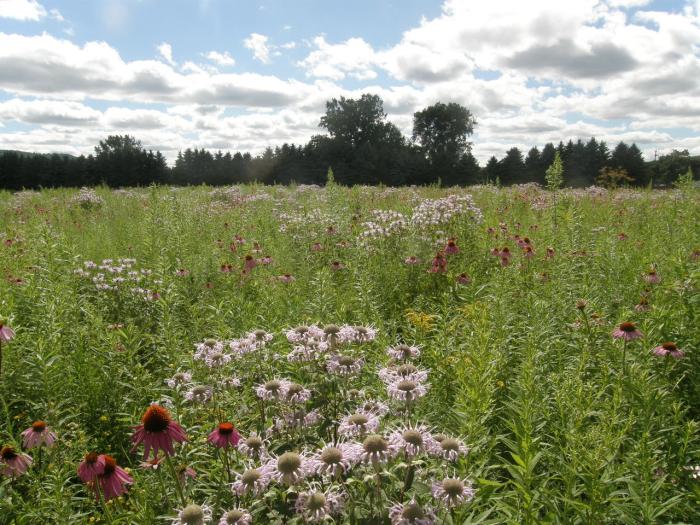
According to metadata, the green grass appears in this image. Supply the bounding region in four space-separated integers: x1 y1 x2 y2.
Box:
0 183 698 524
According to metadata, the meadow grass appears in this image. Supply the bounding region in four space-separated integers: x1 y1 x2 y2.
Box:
0 183 698 524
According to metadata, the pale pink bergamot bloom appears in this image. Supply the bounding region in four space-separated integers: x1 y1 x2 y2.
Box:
218 508 252 525
388 500 436 525
172 503 212 525
295 488 344 523
431 477 476 507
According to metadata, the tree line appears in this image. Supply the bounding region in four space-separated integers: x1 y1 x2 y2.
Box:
0 94 697 189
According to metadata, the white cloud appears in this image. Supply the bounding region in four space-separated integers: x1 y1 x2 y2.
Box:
1 1 700 163
244 33 272 64
299 36 378 80
204 50 235 67
157 42 176 66
0 0 47 21
0 32 312 107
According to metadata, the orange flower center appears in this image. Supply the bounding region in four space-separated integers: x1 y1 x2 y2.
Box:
142 405 171 432
218 422 235 435
1 446 17 460
31 420 46 432
662 342 677 351
102 455 116 475
620 322 636 332
84 452 99 464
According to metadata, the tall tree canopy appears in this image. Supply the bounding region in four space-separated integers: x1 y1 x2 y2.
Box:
412 102 476 169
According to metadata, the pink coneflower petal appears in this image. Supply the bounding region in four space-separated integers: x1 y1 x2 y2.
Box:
652 341 685 359
21 421 56 449
97 455 133 500
0 324 15 342
612 322 643 341
208 422 241 449
131 405 187 460
0 445 32 476
78 452 105 482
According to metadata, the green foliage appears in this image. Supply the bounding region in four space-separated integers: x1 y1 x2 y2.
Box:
412 102 476 168
545 151 563 191
596 166 634 189
0 183 698 524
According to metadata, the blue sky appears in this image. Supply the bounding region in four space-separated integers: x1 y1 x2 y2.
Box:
0 0 699 162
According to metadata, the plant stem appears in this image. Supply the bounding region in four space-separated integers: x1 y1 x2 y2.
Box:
164 455 187 507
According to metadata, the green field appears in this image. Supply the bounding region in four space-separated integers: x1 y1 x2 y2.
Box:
0 183 698 524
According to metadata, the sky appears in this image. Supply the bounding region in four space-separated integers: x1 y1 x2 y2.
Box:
0 0 699 164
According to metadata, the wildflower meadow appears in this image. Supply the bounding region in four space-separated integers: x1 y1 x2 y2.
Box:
0 182 698 524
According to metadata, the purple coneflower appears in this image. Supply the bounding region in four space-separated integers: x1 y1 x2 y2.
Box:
652 341 685 359
644 269 660 284
208 422 241 449
311 242 323 252
0 322 15 342
428 252 447 274
78 452 105 482
278 273 295 283
172 503 212 525
444 239 459 255
21 420 56 449
388 500 435 525
546 247 555 259
0 445 32 476
634 297 650 312
431 477 476 507
218 508 252 525
295 488 344 523
131 404 188 459
243 255 257 271
456 273 471 285
404 256 421 265
97 454 133 500
612 322 643 341
330 261 345 271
